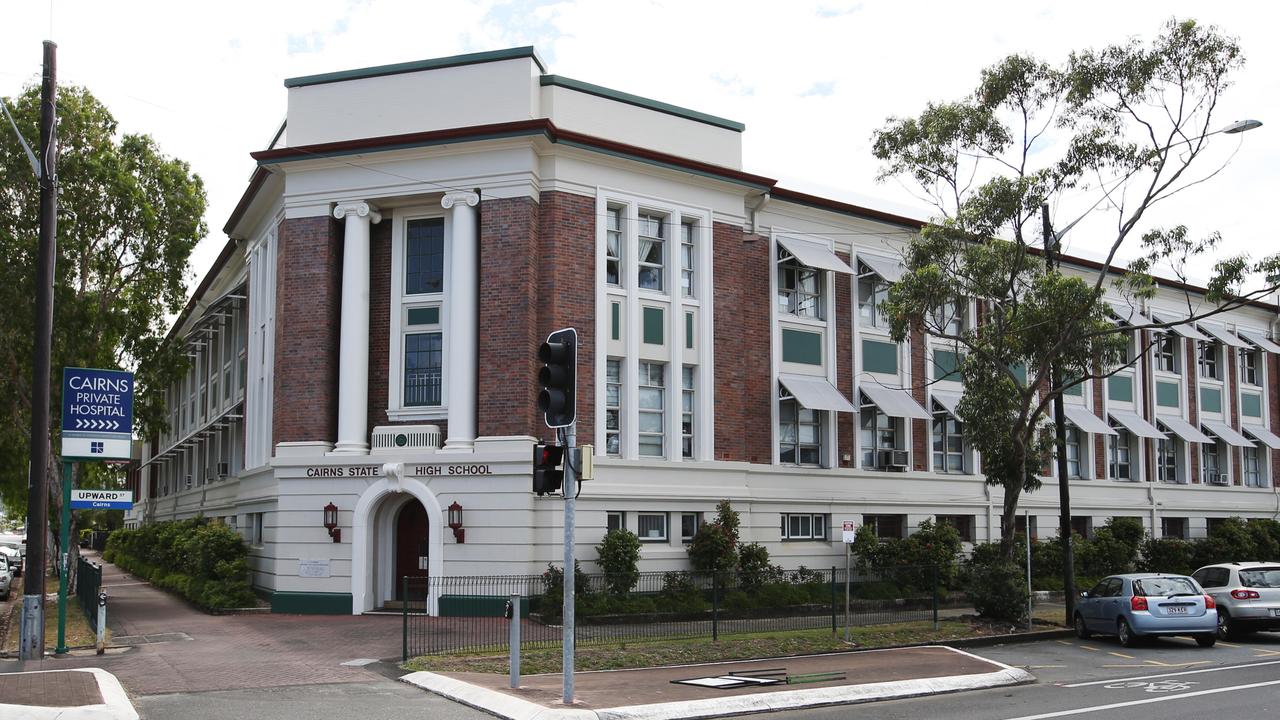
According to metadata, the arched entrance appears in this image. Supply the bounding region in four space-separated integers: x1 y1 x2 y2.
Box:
352 474 445 615
394 500 429 600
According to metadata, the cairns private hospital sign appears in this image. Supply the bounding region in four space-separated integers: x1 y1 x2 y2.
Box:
62 367 134 461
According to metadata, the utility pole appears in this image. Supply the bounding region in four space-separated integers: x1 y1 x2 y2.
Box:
21 40 58 661
1041 204 1076 627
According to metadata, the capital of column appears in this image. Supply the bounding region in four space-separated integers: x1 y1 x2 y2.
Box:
440 191 479 210
332 201 382 224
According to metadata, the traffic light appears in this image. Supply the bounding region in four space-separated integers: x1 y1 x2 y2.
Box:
533 443 564 496
537 327 577 428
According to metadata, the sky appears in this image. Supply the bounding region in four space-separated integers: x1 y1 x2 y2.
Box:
3 0 1278 297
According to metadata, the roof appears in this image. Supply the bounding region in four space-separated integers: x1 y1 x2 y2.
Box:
284 46 547 88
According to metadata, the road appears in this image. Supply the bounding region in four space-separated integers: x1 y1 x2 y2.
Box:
761 631 1280 719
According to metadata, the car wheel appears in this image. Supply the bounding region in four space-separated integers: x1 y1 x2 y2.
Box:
1075 614 1092 639
1118 617 1139 648
1217 609 1234 640
1196 634 1217 647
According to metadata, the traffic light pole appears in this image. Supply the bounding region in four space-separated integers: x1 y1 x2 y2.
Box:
561 422 576 705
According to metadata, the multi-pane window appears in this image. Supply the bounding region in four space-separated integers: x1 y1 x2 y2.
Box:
857 262 890 328
1155 333 1178 373
936 514 975 543
637 512 667 541
863 514 904 540
1243 446 1263 487
1161 516 1188 539
680 221 696 298
777 250 824 319
681 366 694 458
1157 436 1180 483
248 512 264 547
860 394 901 469
779 389 821 465
638 362 665 457
1241 348 1259 385
1108 425 1132 480
405 218 444 294
932 402 965 473
605 359 622 456
637 213 665 291
606 207 623 286
606 511 624 533
781 513 828 540
932 300 964 337
1202 442 1222 484
1198 341 1221 380
1065 426 1082 478
680 512 701 542
403 332 442 406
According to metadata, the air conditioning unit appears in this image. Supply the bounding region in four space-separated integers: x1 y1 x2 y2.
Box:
1209 473 1229 486
877 449 910 471
371 424 442 453
217 462 230 479
184 474 193 489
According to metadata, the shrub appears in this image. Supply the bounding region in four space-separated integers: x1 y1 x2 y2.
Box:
736 543 782 589
540 560 592 620
595 529 641 595
687 500 740 573
103 518 254 609
967 559 1028 622
1139 537 1195 575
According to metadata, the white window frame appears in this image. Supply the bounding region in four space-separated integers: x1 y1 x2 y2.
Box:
1240 348 1259 386
606 206 623 287
1243 445 1266 488
605 358 623 456
681 365 694 459
1198 340 1221 380
1065 425 1083 479
857 261 891 330
388 207 451 421
638 361 666 457
1155 333 1179 373
779 387 823 466
1109 424 1133 481
245 223 277 470
1156 435 1183 484
781 513 828 541
606 511 625 533
932 402 966 473
860 393 904 470
636 212 666 292
680 220 696 298
777 249 825 320
1201 440 1223 484
637 512 668 542
680 512 701 543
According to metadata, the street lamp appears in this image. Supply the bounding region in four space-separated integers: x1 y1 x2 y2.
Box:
1221 119 1263 134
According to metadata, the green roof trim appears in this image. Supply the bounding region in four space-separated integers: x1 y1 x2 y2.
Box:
285 46 545 88
541 75 745 132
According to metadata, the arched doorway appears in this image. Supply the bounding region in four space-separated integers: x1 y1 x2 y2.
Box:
352 474 445 615
394 500 429 600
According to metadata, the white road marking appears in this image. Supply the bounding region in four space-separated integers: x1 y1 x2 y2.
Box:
1062 658 1280 687
1003 679 1280 720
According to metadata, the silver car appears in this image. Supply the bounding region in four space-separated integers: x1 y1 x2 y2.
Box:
1074 573 1218 647
1192 562 1280 639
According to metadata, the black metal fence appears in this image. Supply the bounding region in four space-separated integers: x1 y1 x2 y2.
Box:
76 556 103 632
403 565 949 659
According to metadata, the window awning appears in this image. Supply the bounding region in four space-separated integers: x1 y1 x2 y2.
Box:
1157 415 1214 444
779 374 856 413
1063 405 1117 436
1238 328 1280 355
1106 301 1154 327
931 390 963 418
1243 424 1280 450
860 383 931 420
776 237 854 275
857 253 906 283
1198 323 1250 349
1151 313 1210 342
1201 419 1255 448
1109 411 1166 440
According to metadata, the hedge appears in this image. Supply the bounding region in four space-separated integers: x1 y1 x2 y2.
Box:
104 517 256 610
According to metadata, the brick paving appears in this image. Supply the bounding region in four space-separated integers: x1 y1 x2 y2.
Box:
20 554 407 696
0 668 102 706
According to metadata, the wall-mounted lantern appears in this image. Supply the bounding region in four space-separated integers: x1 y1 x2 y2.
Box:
323 502 341 543
447 501 465 543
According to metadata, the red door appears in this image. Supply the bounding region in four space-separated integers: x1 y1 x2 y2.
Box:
395 501 429 600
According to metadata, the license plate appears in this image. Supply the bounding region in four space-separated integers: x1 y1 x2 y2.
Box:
1271 608 1280 618
1165 606 1188 615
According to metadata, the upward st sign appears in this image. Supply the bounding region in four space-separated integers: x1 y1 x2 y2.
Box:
62 367 134 461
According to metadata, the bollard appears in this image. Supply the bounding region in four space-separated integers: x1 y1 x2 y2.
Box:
96 591 107 655
507 593 521 688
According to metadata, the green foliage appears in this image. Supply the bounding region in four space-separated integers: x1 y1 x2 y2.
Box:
0 84 206 518
966 559 1028 623
687 500 740 573
539 560 592 620
103 518 254 609
1139 538 1196 576
736 542 782 589
595 529 642 596
851 519 962 592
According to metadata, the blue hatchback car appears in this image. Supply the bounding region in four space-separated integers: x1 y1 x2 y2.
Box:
1074 573 1218 647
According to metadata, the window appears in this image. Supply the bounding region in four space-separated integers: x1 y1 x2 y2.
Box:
605 359 622 456
932 402 965 473
1065 426 1082 478
1198 341 1221 380
637 512 668 541
936 515 975 543
680 221 696 298
1155 333 1178 373
403 332 443 407
777 250 824 319
637 213 665 291
779 388 822 465
680 512 701 542
1108 425 1132 480
1161 516 1188 540
1243 446 1264 487
607 511 625 533
606 207 622 286
932 300 964 337
405 218 444 294
862 514 904 540
781 513 828 541
1202 442 1222 484
1071 516 1092 539
638 362 665 457
860 394 903 469
1156 436 1181 484
247 512 264 547
681 366 694 458
857 262 890 328
1241 348 1259 385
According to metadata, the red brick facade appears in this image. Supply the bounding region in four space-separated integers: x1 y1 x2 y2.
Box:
367 219 392 434
1092 373 1106 479
479 196 541 438
909 324 928 472
712 223 771 463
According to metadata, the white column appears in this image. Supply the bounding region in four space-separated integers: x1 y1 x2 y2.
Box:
332 201 381 455
441 191 480 452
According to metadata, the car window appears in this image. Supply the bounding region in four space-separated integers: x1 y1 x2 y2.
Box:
1239 567 1280 589
1088 580 1108 596
1100 578 1123 597
1134 577 1199 596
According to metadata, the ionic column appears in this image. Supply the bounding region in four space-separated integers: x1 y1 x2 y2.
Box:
441 191 480 451
332 201 381 455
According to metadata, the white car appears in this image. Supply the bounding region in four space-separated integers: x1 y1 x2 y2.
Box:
0 555 12 600
0 542 21 576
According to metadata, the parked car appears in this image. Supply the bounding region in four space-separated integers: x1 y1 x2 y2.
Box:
0 541 22 576
0 555 12 600
1074 573 1218 647
1192 562 1280 639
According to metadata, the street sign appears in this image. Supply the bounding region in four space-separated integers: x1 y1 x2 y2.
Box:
61 367 134 460
69 489 133 510
842 520 858 544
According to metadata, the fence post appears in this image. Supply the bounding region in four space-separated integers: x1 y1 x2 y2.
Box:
96 591 106 655
508 593 521 689
931 564 939 631
830 566 837 636
711 572 719 642
401 576 409 662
